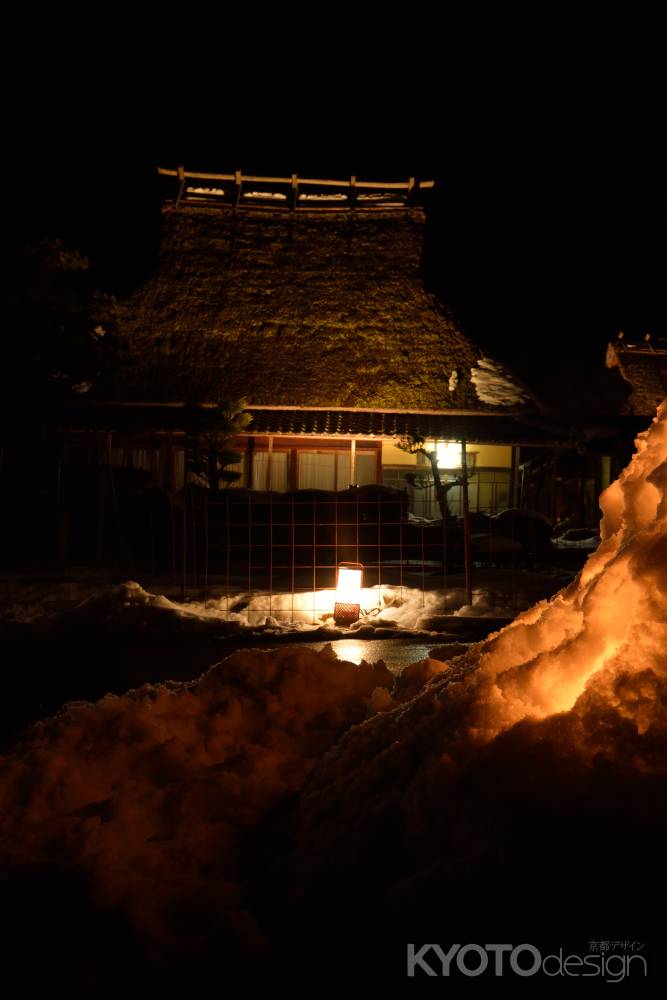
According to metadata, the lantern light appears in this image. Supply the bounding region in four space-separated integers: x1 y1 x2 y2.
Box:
436 440 462 469
334 562 364 625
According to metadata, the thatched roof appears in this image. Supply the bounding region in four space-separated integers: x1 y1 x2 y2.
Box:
114 203 520 413
606 335 667 415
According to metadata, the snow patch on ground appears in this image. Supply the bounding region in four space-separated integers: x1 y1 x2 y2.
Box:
0 579 532 639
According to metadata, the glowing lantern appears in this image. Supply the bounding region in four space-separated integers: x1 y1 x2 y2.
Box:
334 562 364 625
436 440 462 469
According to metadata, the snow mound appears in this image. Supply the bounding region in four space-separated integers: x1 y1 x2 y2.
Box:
286 402 667 947
0 645 393 953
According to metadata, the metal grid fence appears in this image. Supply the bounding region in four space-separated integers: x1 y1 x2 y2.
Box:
182 490 463 610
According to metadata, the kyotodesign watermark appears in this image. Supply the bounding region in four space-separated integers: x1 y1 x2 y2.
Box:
407 941 647 982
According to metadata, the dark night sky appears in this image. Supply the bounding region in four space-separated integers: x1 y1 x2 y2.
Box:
6 62 666 403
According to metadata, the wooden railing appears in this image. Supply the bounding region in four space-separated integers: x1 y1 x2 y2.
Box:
158 166 435 212
612 332 667 356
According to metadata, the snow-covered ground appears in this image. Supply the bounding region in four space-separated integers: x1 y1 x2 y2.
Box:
0 572 562 640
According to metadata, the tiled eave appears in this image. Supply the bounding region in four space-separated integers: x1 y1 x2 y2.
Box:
248 408 551 443
53 402 646 451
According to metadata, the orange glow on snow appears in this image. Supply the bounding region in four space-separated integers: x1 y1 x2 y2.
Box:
454 401 667 738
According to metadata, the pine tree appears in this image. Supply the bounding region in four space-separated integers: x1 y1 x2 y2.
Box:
186 399 252 491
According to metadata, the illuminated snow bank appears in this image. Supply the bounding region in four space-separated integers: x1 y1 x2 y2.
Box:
478 395 667 726
288 402 667 917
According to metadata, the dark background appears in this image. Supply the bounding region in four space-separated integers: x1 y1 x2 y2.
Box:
5 57 666 407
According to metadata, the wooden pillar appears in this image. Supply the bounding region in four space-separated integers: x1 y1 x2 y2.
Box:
519 464 526 510
510 445 519 508
289 448 298 492
175 165 186 209
266 435 273 491
246 437 255 490
461 440 472 606
350 439 356 485
165 435 176 492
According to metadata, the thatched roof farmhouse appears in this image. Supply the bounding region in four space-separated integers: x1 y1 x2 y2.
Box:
59 169 642 521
